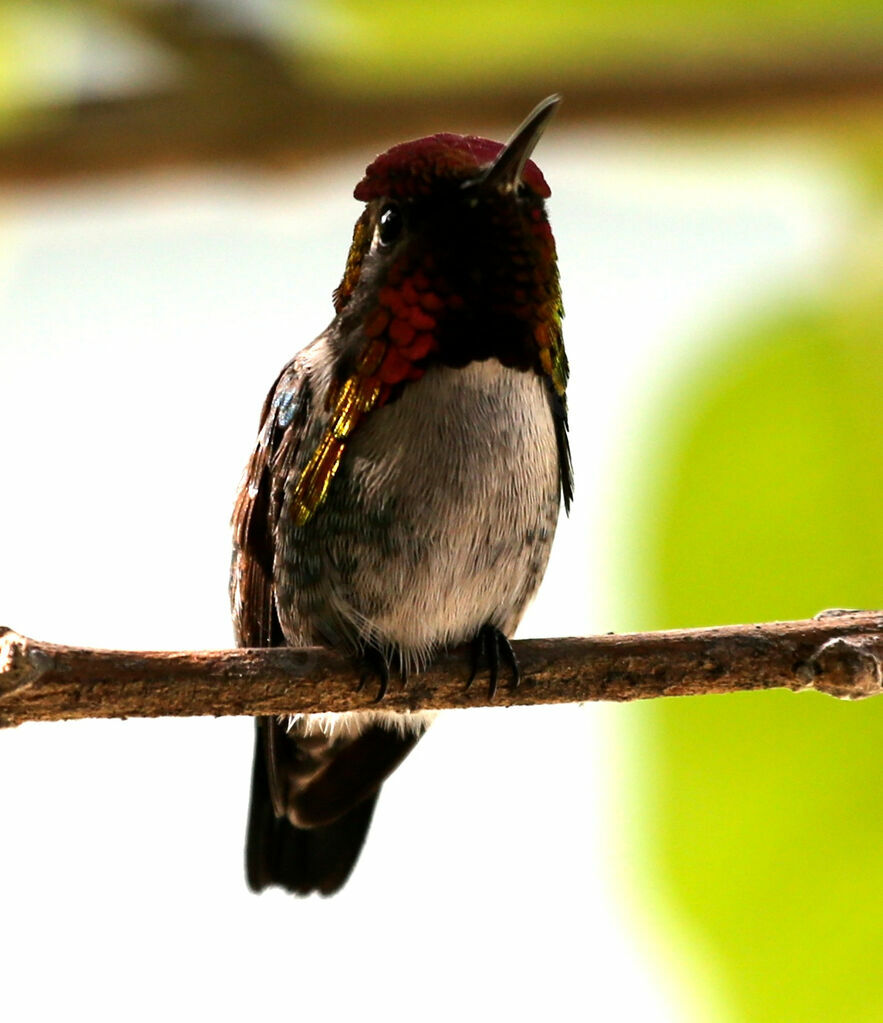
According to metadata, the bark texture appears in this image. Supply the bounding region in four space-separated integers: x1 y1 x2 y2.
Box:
1 611 881 728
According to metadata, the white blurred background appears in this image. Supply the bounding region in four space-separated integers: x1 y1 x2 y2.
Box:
0 128 845 1021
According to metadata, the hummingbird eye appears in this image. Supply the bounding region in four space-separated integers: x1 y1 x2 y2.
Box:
377 203 403 246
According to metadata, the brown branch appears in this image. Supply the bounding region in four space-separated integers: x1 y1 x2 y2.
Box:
1 611 881 728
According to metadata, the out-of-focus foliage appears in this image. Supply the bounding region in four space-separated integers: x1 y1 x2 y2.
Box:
624 212 883 1020
308 0 883 91
0 0 881 108
0 7 22 129
651 298 882 628
0 5 90 128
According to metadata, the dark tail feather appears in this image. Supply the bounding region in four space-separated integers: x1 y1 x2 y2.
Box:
246 717 424 896
246 719 380 896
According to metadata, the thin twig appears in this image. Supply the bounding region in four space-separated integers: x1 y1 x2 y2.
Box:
0 611 881 728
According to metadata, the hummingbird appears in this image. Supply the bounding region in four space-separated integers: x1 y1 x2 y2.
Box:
231 95 572 896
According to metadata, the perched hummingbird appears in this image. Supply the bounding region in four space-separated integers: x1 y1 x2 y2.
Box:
231 96 572 895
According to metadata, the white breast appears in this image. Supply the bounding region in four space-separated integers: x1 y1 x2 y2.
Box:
285 357 562 740
338 358 561 658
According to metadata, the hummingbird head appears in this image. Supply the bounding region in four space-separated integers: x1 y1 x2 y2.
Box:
289 98 568 527
332 96 566 397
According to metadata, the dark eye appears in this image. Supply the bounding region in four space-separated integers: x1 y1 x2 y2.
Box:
378 203 403 246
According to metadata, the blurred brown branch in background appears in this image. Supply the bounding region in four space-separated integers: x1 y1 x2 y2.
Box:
0 0 882 185
1 611 880 727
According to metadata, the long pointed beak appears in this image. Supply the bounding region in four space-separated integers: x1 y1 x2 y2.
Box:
479 94 561 192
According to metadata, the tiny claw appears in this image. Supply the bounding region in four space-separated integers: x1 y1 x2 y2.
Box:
498 632 520 689
486 633 500 701
469 625 519 700
359 646 392 703
466 654 479 690
374 666 389 704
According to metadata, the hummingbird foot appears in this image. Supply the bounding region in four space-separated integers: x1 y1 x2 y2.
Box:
467 625 520 700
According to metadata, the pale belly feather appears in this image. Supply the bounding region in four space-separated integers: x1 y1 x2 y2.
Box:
278 357 561 737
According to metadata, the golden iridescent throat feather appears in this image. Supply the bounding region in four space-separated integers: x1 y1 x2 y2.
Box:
290 376 381 527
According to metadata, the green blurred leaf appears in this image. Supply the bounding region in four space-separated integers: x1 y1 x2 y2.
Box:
653 302 883 628
624 290 883 1021
0 4 83 132
0 8 20 129
299 0 883 93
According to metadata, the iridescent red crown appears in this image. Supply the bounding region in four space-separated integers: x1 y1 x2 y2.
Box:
354 133 551 201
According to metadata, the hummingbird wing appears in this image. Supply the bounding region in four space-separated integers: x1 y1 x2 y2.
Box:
537 310 572 512
231 359 294 650
546 378 573 512
231 345 422 896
